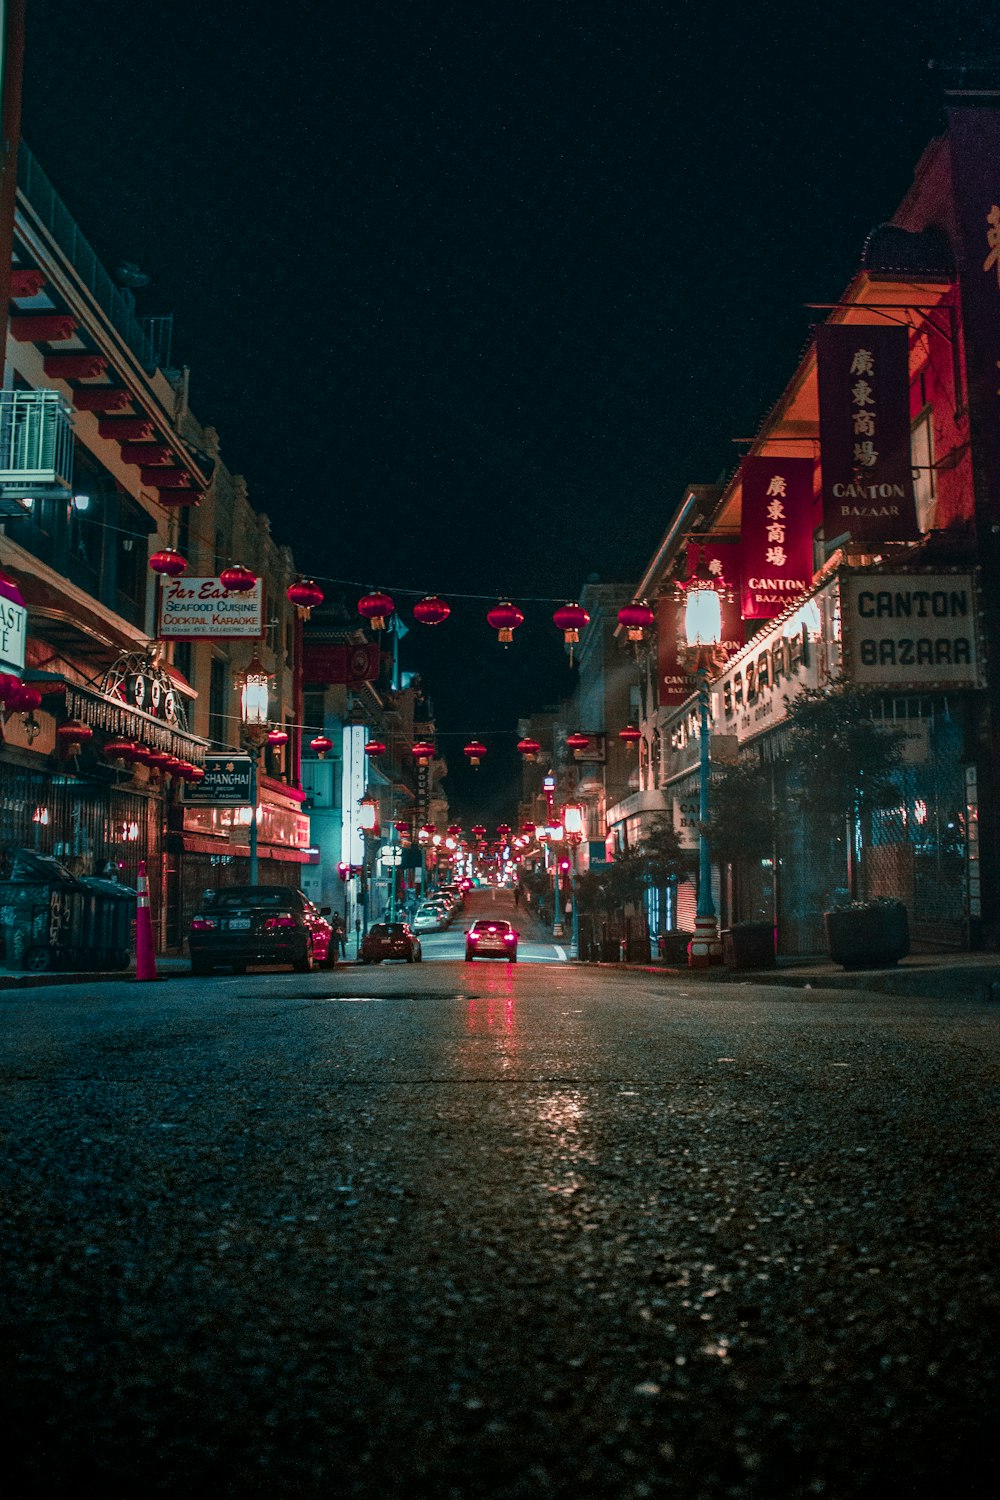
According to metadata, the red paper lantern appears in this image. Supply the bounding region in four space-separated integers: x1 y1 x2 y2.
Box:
463 739 487 767
287 578 324 619
7 682 41 712
267 728 289 748
103 738 137 767
365 739 386 757
566 731 590 753
412 594 451 626
516 736 541 762
447 824 463 837
486 599 524 644
471 824 486 839
619 724 642 747
309 734 333 759
618 599 656 641
411 740 436 766
0 673 21 706
521 822 536 835
553 601 590 664
220 563 256 594
57 720 94 756
358 590 395 631
394 819 411 836
150 548 187 578
496 823 511 839
187 765 205 783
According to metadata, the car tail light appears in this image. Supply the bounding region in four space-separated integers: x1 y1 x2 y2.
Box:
504 933 516 944
191 917 216 931
468 932 479 942
264 915 297 930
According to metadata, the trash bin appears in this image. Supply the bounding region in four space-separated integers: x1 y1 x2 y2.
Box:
0 849 134 972
722 922 776 969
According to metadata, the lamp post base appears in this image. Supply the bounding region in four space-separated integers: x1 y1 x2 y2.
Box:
688 914 722 968
552 922 565 939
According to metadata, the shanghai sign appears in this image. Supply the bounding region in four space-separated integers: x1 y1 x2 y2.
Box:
182 754 254 806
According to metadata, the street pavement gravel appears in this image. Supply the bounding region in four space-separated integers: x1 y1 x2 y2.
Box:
2 960 998 1499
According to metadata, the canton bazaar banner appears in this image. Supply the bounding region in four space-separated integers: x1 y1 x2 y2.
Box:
740 456 814 619
816 323 919 544
158 578 263 639
948 106 1000 529
656 542 745 706
840 573 983 690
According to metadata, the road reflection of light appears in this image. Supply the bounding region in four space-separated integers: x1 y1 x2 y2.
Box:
534 1089 597 1198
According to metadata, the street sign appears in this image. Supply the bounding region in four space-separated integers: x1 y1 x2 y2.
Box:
182 754 253 806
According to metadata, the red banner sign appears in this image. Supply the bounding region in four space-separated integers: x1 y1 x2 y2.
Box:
656 543 745 706
816 323 919 544
302 642 380 685
740 456 815 618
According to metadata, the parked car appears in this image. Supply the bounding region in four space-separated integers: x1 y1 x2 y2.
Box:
188 886 335 974
412 903 448 934
421 897 454 925
360 921 422 963
465 918 519 962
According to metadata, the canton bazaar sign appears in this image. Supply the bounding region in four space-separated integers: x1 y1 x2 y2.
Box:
158 577 263 639
840 573 983 689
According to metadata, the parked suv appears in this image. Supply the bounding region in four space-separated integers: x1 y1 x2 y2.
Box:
188 886 335 974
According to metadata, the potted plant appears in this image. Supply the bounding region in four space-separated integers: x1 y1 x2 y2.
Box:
722 921 775 969
823 897 910 970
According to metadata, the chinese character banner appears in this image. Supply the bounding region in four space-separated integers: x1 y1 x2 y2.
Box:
740 456 814 618
816 323 919 544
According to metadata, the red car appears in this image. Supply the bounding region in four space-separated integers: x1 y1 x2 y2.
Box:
465 918 519 962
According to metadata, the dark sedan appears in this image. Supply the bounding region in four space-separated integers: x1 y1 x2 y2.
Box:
188 886 335 974
359 921 422 963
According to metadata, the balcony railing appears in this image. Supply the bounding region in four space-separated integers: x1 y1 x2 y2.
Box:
0 388 74 501
17 141 164 373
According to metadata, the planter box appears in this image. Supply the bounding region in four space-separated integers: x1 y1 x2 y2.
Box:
722 922 775 970
824 903 910 970
657 930 695 963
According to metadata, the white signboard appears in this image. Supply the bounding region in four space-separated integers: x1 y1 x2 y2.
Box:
0 595 27 672
673 796 699 849
158 577 263 639
840 573 982 689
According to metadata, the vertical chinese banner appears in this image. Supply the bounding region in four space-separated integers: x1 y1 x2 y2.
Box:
656 542 745 707
740 456 815 618
816 323 919 544
948 106 1000 526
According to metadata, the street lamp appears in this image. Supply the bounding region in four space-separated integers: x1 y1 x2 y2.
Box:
676 553 729 967
359 793 380 937
562 799 585 959
238 651 270 885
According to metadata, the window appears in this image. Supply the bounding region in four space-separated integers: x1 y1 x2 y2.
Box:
911 408 936 532
174 640 193 685
209 657 229 749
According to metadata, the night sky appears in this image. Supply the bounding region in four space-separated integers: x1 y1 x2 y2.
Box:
19 1 990 822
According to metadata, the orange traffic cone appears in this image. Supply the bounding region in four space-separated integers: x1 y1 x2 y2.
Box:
135 859 157 981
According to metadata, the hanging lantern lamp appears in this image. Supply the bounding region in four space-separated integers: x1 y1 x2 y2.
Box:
15 685 41 712
309 734 333 758
220 563 256 594
103 738 137 768
618 599 655 641
486 599 524 645
287 578 324 619
566 731 590 754
365 739 387 758
358 590 394 630
57 720 93 756
496 823 511 840
411 740 436 767
150 547 187 578
619 724 642 747
471 823 486 840
267 728 289 748
463 739 487 768
521 821 536 836
447 824 463 838
412 594 451 626
516 736 541 762
553 602 590 664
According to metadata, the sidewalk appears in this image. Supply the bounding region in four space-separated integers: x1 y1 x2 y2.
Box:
601 947 1000 1003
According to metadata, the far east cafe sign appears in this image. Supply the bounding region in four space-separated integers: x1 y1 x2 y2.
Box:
158 577 263 638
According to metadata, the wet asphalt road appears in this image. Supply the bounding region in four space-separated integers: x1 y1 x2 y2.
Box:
2 956 998 1499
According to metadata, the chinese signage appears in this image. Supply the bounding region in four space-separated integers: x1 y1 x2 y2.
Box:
948 105 1000 528
656 542 745 707
183 754 254 806
740 457 814 619
0 573 26 672
302 642 380 685
158 578 263 639
840 573 982 689
816 323 919 544
340 725 366 868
